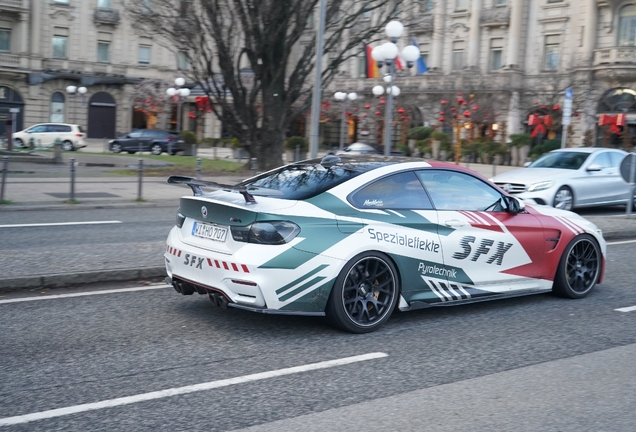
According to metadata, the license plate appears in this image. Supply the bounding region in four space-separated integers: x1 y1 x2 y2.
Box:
192 222 228 242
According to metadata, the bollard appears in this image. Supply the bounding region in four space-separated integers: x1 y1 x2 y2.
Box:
196 157 202 180
137 159 144 201
251 157 257 177
295 145 300 162
103 137 108 153
70 157 76 202
0 156 8 202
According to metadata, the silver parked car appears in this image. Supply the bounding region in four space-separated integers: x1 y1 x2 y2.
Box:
491 148 635 211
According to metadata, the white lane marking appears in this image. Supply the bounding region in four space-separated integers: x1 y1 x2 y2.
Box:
0 285 168 305
0 352 388 426
0 221 122 229
607 239 636 246
615 306 636 313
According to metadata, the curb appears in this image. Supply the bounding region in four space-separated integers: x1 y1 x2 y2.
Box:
0 200 178 212
0 267 166 293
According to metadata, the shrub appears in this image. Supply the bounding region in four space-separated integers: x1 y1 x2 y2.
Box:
396 144 411 156
180 130 198 145
431 131 448 142
530 139 561 158
509 133 532 147
406 127 433 141
230 137 242 149
284 136 308 151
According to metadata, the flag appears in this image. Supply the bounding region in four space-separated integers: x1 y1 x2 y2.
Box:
395 54 403 71
364 42 380 78
411 37 428 75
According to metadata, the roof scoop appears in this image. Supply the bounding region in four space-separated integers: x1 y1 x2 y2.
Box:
321 155 341 168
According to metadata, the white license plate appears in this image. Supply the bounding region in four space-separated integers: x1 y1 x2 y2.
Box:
192 222 228 242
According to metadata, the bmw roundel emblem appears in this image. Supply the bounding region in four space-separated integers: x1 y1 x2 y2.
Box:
201 206 208 218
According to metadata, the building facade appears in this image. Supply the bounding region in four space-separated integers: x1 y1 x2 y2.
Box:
0 0 212 140
331 0 636 150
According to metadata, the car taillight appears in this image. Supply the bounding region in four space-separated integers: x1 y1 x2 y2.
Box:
76 133 83 137
231 221 300 245
167 137 173 141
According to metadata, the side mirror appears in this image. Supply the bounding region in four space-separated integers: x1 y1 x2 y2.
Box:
523 162 531 168
586 164 602 172
503 195 525 214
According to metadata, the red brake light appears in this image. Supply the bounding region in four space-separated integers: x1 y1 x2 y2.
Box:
76 133 83 137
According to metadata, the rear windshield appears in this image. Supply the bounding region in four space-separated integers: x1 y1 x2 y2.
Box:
528 151 590 170
237 163 378 200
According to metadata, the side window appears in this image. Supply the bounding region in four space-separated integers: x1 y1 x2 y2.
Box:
589 152 611 169
608 151 626 167
44 125 57 132
417 170 503 211
128 131 142 138
29 125 47 133
140 130 154 137
350 171 433 210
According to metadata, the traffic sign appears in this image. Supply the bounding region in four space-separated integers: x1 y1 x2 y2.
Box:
9 108 19 113
620 153 636 184
565 88 573 100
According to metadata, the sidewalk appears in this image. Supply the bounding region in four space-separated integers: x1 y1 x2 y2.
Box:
0 151 634 293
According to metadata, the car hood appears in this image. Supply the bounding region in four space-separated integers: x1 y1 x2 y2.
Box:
492 168 577 183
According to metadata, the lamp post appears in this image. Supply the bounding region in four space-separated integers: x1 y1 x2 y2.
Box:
371 21 420 156
334 91 358 149
65 85 87 125
166 77 190 133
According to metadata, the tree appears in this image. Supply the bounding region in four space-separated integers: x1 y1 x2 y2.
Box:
131 78 172 129
126 0 412 169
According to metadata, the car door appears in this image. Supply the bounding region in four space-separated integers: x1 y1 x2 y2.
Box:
578 151 622 205
417 169 548 301
139 130 156 151
348 171 444 305
121 131 142 151
25 124 48 146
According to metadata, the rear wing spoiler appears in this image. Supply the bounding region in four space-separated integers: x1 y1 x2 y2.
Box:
167 176 282 204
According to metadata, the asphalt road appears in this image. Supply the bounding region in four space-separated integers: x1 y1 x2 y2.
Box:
0 207 175 279
0 240 635 431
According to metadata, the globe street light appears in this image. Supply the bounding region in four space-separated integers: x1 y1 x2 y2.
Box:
166 78 190 133
335 91 358 150
373 20 420 156
66 85 87 126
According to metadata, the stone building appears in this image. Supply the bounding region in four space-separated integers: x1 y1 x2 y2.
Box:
331 0 636 150
0 0 215 140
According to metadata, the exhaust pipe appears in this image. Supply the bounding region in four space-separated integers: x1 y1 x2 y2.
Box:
173 281 182 294
217 295 229 309
208 292 219 306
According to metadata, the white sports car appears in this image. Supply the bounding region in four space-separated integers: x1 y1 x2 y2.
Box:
164 155 606 333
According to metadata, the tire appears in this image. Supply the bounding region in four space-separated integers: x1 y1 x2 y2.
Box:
553 234 601 299
553 186 574 211
326 252 399 333
14 138 24 148
110 142 122 153
127 151 136 154
62 140 75 151
150 143 163 155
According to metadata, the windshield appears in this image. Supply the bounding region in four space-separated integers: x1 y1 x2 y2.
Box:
528 151 590 170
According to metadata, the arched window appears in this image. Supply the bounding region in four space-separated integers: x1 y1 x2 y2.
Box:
618 5 636 46
50 92 65 122
597 88 636 113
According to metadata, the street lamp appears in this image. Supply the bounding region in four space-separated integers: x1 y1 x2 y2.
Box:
334 91 358 149
66 85 87 125
372 20 420 156
166 77 190 133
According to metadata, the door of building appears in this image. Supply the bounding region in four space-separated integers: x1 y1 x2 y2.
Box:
87 92 117 138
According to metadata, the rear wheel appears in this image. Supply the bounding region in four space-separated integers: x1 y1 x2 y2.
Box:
553 186 573 211
326 252 399 333
62 140 74 151
150 143 163 155
110 142 122 153
553 234 601 299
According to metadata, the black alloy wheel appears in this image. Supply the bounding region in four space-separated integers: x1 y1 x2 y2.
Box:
327 252 399 333
553 234 601 299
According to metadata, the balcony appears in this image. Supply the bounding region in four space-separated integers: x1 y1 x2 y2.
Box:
480 6 510 27
411 15 434 33
0 53 19 67
593 47 636 65
42 59 127 76
93 8 121 25
593 47 636 83
0 0 25 11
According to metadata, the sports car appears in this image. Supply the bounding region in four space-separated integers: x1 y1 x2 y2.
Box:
164 155 606 333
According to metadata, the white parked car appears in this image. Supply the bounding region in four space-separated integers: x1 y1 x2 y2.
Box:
491 148 634 211
12 123 87 151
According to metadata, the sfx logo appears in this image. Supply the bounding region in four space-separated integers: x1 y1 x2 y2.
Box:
452 236 513 266
183 254 205 269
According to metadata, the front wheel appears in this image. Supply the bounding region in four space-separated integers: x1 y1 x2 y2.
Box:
150 143 163 155
326 252 399 333
553 186 574 211
14 138 24 148
110 142 122 153
553 234 601 299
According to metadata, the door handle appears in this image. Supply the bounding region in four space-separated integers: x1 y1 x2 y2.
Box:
444 219 466 228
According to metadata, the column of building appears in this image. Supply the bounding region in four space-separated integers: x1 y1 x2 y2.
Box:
29 0 41 68
430 0 445 71
506 0 524 69
467 0 482 69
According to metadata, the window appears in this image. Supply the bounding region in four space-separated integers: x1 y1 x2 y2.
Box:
48 124 71 133
138 45 151 65
362 6 371 19
0 29 10 52
358 56 366 78
50 93 65 123
141 0 153 13
420 0 434 13
589 152 612 170
490 38 503 71
452 41 464 70
351 172 433 210
54 0 69 4
52 34 68 59
306 11 314 29
97 42 110 63
544 35 560 70
619 5 636 46
27 125 48 133
495 0 507 5
455 0 468 11
417 170 503 211
177 51 190 70
98 0 112 7
608 151 626 167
